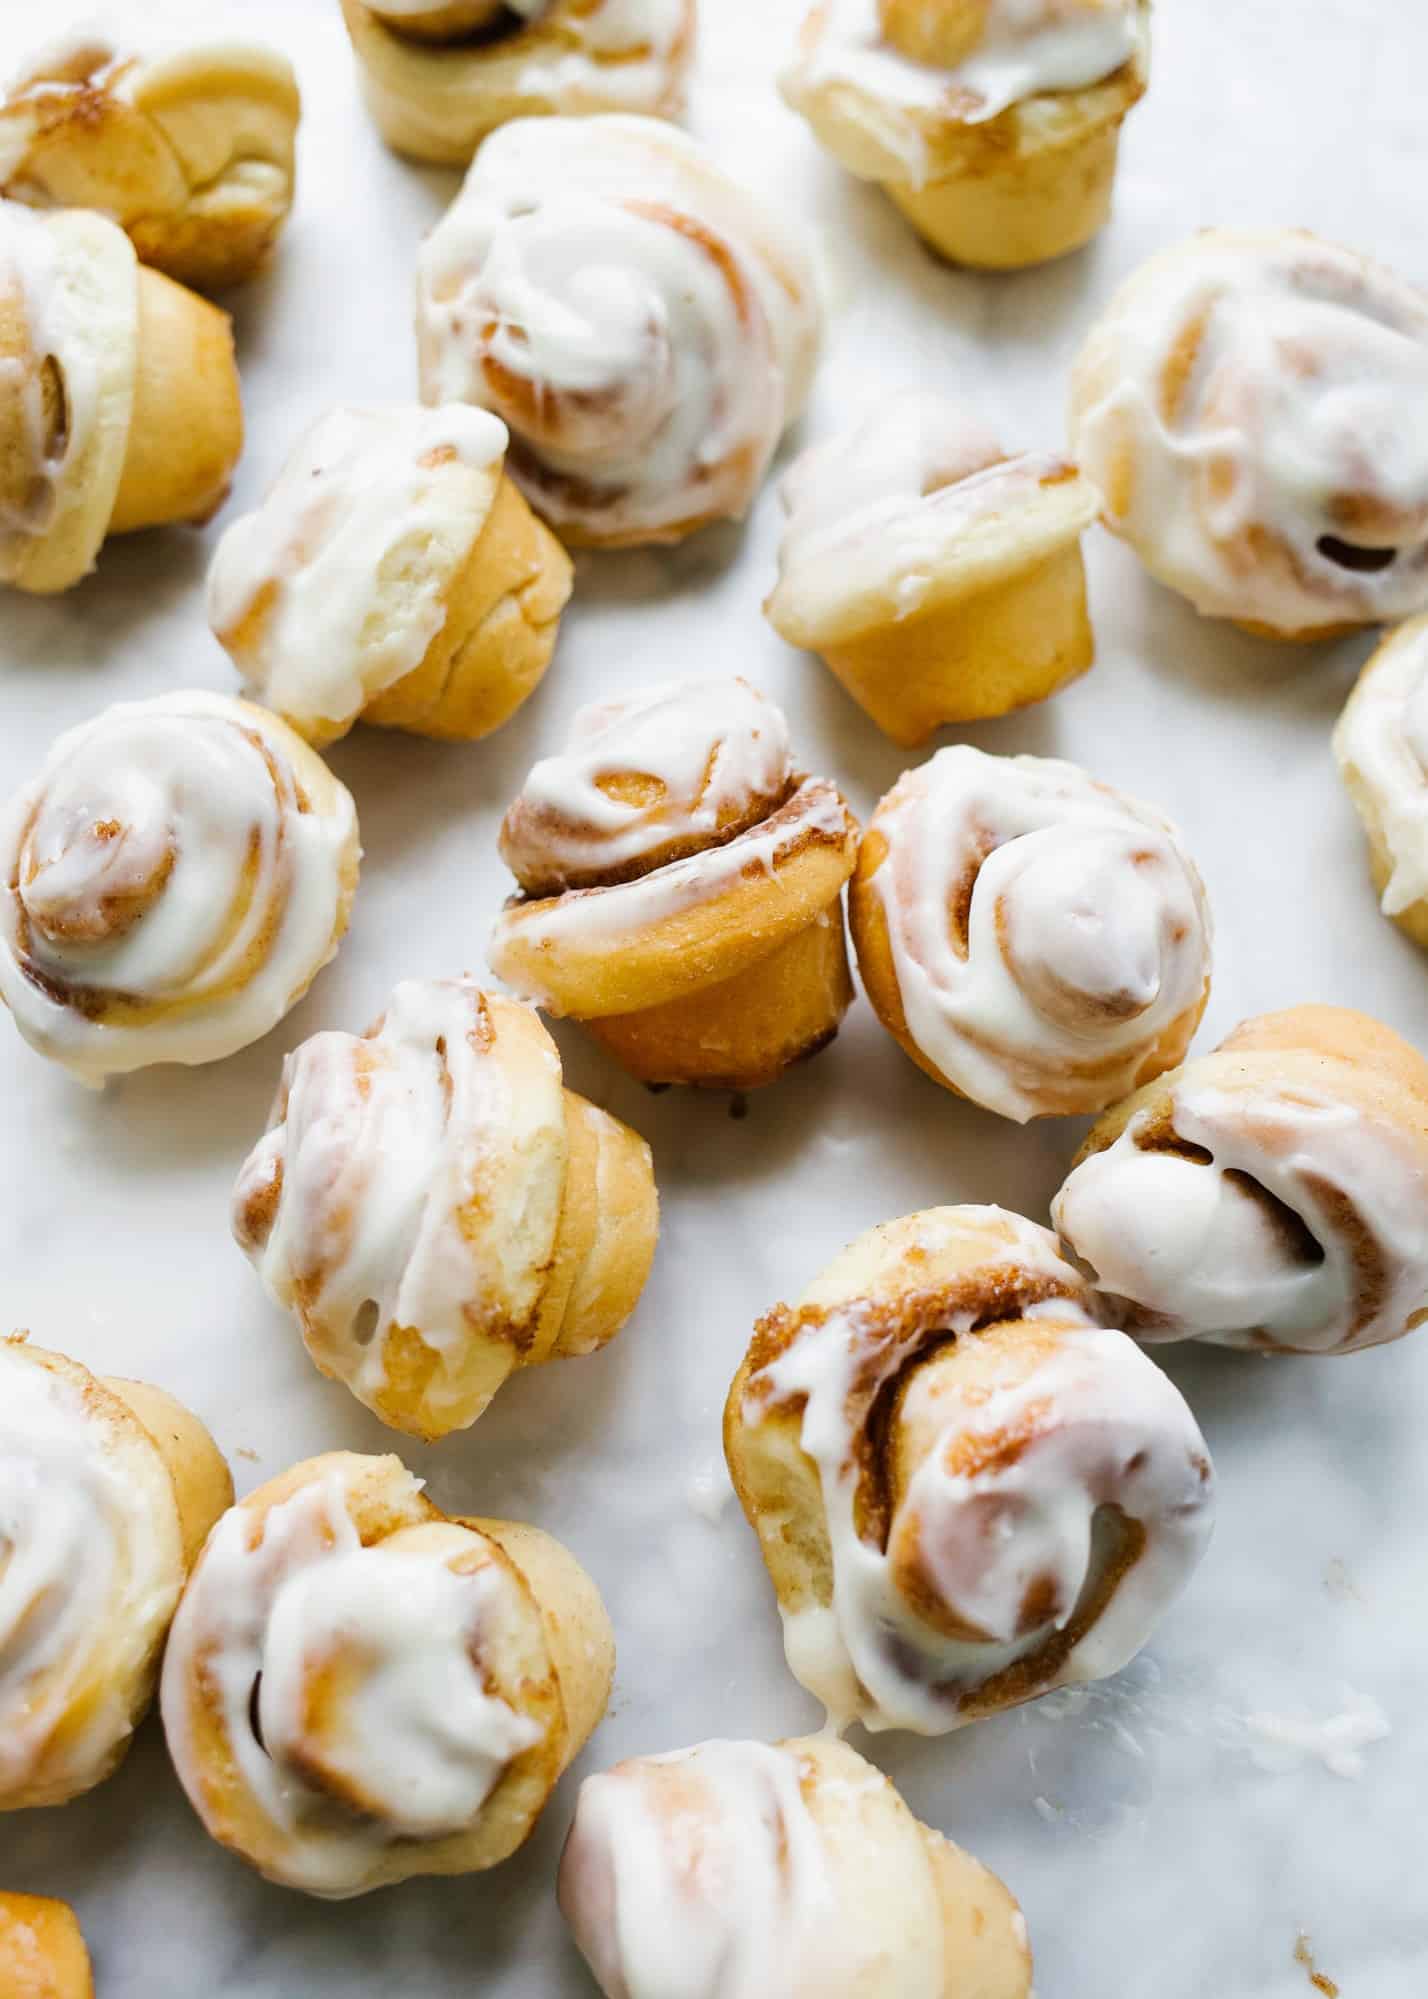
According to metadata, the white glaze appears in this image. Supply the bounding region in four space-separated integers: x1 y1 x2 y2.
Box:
560 1740 847 1999
233 979 566 1433
415 115 821 544
0 1345 182 1805
1072 231 1428 633
207 404 510 744
865 746 1211 1122
492 775 852 983
0 692 357 1082
160 1463 543 1897
784 0 1141 185
1333 619 1428 917
1053 1079 1428 1354
747 1210 1214 1734
499 677 792 890
768 393 1095 642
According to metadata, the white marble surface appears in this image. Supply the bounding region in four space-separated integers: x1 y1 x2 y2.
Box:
2 1 1427 1993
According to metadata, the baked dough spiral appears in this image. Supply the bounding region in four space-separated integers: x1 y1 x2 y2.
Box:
725 1207 1214 1735
341 0 695 166
0 1336 232 1812
490 677 860 1088
1053 1006 1428 1356
416 115 823 547
767 393 1101 744
0 30 300 292
208 403 573 749
782 0 1149 269
559 1733 1033 1999
0 198 242 593
849 746 1212 1121
233 980 658 1439
160 1451 614 1897
0 692 359 1082
1333 615 1428 949
1070 229 1428 640
0 1895 94 1998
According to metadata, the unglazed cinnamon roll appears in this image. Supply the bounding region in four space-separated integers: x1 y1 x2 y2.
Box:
0 199 242 593
559 1734 1033 1999
0 31 299 292
0 692 359 1082
208 404 572 749
0 1336 233 1812
1070 229 1428 640
0 1895 94 1998
490 678 860 1089
160 1451 614 1897
1333 616 1428 949
1053 1006 1428 1355
724 1207 1214 1734
767 394 1100 744
233 980 658 1439
782 0 1150 269
849 747 1212 1121
415 115 822 547
341 0 695 166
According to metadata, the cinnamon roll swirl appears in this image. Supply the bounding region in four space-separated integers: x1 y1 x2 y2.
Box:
0 692 359 1082
782 0 1150 268
0 31 300 292
208 404 572 749
560 1733 1033 1999
341 0 695 166
0 1336 232 1812
1070 229 1428 640
233 981 658 1440
1333 616 1428 949
160 1452 613 1896
0 198 242 592
849 747 1212 1121
724 1207 1214 1734
0 1895 93 1997
767 394 1100 744
415 115 822 546
490 678 859 1089
1053 1006 1428 1355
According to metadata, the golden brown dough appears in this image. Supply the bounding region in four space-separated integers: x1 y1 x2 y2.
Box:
0 1895 94 1999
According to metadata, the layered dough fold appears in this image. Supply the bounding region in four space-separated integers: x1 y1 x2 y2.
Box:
233 980 658 1439
725 1207 1214 1734
491 678 859 1088
0 1337 232 1812
160 1451 613 1895
560 1733 1033 1998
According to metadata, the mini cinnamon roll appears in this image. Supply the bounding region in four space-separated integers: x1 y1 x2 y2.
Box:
782 0 1150 269
849 746 1212 1121
724 1206 1214 1734
233 981 658 1440
490 678 860 1089
0 198 242 593
1070 229 1428 640
1053 1006 1428 1355
560 1734 1033 1998
0 1336 232 1812
1334 615 1428 948
415 115 822 547
0 692 359 1081
767 394 1101 744
161 1452 613 1896
341 0 696 166
208 404 572 749
0 31 299 292
0 1895 94 1997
